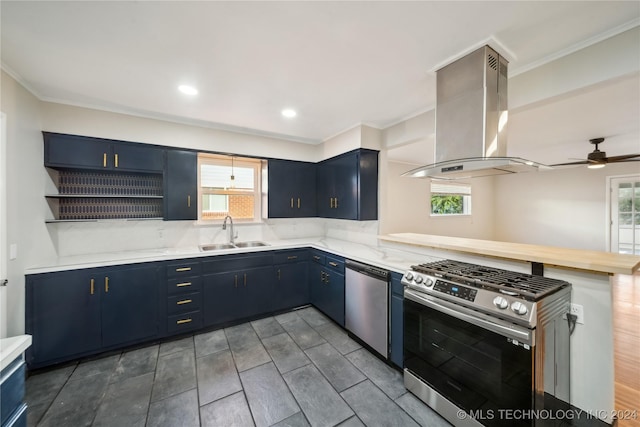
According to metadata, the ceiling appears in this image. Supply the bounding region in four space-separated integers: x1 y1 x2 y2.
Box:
2 1 639 159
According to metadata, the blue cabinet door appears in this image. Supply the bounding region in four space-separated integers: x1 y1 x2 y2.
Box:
26 270 102 366
112 142 164 173
101 264 160 348
274 262 309 311
390 272 404 368
44 132 111 170
324 270 345 327
164 149 198 220
268 159 316 218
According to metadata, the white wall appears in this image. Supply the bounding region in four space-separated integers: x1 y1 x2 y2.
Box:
493 162 640 251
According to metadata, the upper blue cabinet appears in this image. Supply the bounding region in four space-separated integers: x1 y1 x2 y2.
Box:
268 159 317 218
164 149 198 221
317 149 378 220
43 132 164 173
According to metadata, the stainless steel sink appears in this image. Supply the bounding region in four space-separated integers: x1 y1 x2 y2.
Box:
199 243 236 251
234 241 270 248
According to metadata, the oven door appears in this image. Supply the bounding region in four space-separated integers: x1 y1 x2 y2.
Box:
404 289 535 427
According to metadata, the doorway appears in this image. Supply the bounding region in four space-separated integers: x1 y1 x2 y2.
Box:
608 174 640 254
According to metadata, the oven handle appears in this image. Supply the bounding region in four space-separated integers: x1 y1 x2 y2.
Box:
405 289 534 346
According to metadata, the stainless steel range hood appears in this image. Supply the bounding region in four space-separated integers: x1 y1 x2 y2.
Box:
403 45 550 180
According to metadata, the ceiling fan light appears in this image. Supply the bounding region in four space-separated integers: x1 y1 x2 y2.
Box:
587 163 606 169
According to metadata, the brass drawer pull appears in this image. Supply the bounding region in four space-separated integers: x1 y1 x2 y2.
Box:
297 198 301 208
188 195 191 208
176 282 192 287
330 198 334 208
90 278 95 295
114 153 119 168
291 198 294 208
105 277 109 292
334 198 338 208
287 256 298 260
103 153 107 167
177 299 192 305
175 267 192 272
177 318 192 325
329 262 338 267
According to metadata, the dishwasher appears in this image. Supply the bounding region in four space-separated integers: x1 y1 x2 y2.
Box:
345 259 390 359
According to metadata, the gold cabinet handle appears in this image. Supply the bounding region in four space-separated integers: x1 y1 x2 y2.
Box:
244 273 247 287
175 267 191 272
176 282 192 288
90 278 95 295
329 198 334 208
177 299 192 305
287 256 298 260
313 256 320 260
291 197 294 208
188 195 191 208
329 261 338 267
297 198 301 209
104 276 109 292
234 275 238 288
177 318 192 325
114 153 119 168
334 197 338 208
103 153 107 167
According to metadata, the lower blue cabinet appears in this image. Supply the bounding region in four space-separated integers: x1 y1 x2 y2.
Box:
390 272 404 368
309 251 345 327
1 358 26 427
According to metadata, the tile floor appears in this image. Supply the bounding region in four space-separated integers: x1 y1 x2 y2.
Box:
25 306 452 427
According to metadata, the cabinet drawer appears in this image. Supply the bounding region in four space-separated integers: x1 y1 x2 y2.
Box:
325 255 345 274
273 250 309 264
166 260 201 278
310 251 326 265
167 292 202 315
202 254 273 273
167 311 203 335
1 359 25 426
167 276 202 296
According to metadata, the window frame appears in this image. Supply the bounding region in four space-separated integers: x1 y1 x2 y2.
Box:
429 181 472 217
197 153 262 224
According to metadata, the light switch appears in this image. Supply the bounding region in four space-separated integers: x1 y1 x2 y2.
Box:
9 244 17 260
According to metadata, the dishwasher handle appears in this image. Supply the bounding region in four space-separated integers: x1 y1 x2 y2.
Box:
345 259 389 281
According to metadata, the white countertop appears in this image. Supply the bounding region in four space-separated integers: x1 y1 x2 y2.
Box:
24 237 438 275
0 335 32 371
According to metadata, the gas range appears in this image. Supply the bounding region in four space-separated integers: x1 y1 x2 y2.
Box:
402 259 571 328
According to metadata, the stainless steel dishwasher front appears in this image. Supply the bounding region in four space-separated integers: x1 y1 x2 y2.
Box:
345 259 390 359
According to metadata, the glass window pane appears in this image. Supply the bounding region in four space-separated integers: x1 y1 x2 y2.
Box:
619 213 632 225
201 164 254 190
431 195 464 214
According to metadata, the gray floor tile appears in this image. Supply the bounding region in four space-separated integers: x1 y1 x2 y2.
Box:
395 392 452 427
346 348 406 399
271 412 311 427
283 364 353 427
251 316 285 339
38 372 110 427
68 354 119 382
147 388 199 427
158 336 194 357
337 416 365 427
341 380 419 427
262 332 311 374
200 391 255 427
196 349 242 405
92 372 153 427
226 323 272 372
280 316 326 350
275 310 300 325
110 345 158 383
305 343 365 392
297 306 330 327
314 322 362 355
25 363 76 426
151 349 196 402
194 329 228 358
240 362 300 427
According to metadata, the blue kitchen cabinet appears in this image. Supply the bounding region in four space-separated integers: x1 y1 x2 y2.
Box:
1 357 27 427
43 132 164 173
316 149 378 220
309 251 345 326
268 159 317 218
164 149 198 220
273 249 310 311
164 259 203 335
26 263 160 368
390 272 404 368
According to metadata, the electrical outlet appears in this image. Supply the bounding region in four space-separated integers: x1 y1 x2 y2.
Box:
569 303 584 325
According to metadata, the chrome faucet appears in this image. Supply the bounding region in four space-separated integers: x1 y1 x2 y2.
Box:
222 215 237 245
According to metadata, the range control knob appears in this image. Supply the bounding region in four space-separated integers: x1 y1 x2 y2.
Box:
493 296 509 309
414 275 424 284
425 278 434 287
405 272 414 281
511 301 528 315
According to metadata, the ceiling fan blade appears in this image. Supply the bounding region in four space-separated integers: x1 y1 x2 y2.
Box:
606 154 640 162
551 160 589 166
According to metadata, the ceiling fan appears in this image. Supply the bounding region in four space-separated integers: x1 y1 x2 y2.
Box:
552 137 640 169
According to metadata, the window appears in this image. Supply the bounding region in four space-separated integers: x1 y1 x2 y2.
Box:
430 182 471 215
609 175 640 254
198 153 262 222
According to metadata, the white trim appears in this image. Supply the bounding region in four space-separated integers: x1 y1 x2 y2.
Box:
607 173 640 254
0 112 6 339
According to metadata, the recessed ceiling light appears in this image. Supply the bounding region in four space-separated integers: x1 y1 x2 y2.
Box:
178 85 198 95
281 109 297 118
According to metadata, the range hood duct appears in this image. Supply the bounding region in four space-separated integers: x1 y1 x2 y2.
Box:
404 45 550 180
